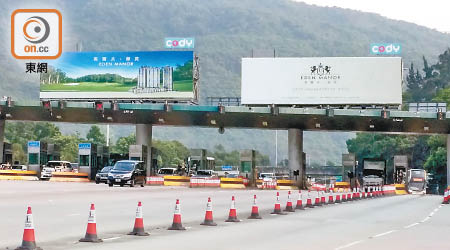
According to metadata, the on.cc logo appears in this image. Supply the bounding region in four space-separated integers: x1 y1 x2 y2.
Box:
11 9 62 59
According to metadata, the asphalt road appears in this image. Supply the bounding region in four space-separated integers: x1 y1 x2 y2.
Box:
0 181 446 250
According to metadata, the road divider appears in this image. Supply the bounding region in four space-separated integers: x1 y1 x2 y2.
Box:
50 172 90 182
276 179 297 190
146 176 164 185
190 177 220 188
0 170 38 181
394 184 408 195
220 177 246 189
164 176 190 186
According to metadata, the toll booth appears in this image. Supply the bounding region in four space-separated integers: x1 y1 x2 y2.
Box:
2 142 13 164
47 144 60 161
151 147 158 175
97 145 110 169
240 150 256 186
394 155 409 184
78 143 97 180
27 141 48 175
188 149 207 171
342 153 356 183
129 144 149 175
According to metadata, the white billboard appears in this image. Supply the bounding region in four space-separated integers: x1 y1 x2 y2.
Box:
241 57 402 105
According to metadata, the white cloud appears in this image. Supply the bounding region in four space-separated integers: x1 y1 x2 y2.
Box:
295 0 450 33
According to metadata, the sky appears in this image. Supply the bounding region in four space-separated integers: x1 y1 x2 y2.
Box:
296 0 450 33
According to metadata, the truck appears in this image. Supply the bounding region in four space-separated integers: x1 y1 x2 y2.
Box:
360 159 386 191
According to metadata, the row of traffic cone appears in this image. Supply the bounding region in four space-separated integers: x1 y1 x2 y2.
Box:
15 188 387 249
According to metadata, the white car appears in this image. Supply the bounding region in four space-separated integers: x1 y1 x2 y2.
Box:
40 161 73 180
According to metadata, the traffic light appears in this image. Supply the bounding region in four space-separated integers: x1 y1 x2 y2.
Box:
95 101 103 111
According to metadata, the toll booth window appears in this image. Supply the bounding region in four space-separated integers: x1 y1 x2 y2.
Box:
79 155 90 166
29 153 39 165
130 157 140 161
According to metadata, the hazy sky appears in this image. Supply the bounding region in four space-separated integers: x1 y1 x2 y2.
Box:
297 0 450 33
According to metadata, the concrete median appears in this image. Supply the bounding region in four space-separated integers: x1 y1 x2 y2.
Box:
0 170 39 181
49 172 90 182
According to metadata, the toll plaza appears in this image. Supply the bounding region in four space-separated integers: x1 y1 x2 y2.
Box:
27 141 47 175
78 143 98 180
240 150 256 185
47 143 60 161
394 155 409 184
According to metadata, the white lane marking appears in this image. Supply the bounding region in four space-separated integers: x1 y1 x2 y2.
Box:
67 213 80 216
420 217 430 223
404 222 419 229
103 236 121 241
335 240 364 250
372 230 397 238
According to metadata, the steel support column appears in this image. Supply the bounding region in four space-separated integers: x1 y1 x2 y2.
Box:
288 128 304 189
136 124 152 177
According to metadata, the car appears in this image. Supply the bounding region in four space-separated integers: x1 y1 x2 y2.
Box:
259 173 276 181
107 160 146 187
11 164 27 171
40 161 73 180
194 169 217 177
157 168 177 176
95 166 113 184
225 173 240 178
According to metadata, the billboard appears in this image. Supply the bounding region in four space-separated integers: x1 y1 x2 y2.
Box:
40 51 195 101
241 57 402 105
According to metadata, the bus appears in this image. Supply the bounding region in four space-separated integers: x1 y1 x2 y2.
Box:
407 169 427 194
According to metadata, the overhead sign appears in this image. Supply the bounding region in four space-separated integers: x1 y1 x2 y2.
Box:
221 165 233 171
40 51 195 101
78 143 91 149
241 57 402 105
370 43 401 55
165 38 195 49
28 141 40 154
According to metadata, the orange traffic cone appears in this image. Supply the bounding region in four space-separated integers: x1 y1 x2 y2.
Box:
271 192 287 215
79 204 102 242
443 190 449 204
201 197 217 226
168 199 186 230
335 193 341 203
320 191 327 205
328 193 334 204
16 206 42 250
248 195 262 219
284 191 295 212
306 191 314 208
128 201 149 236
314 191 322 207
225 196 240 222
296 190 304 210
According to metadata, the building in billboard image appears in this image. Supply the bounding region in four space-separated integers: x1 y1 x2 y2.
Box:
136 66 173 93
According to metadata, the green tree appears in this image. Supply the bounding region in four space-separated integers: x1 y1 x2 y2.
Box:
113 133 136 154
152 140 190 167
12 143 26 164
53 134 82 162
424 135 447 193
86 125 106 145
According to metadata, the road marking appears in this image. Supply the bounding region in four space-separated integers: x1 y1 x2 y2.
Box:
404 222 419 229
335 240 364 250
420 217 430 223
372 230 397 238
103 236 121 241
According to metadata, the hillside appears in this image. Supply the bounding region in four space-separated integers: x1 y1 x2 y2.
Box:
1 0 449 165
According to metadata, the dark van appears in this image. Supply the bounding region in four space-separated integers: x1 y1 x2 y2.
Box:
107 160 146 187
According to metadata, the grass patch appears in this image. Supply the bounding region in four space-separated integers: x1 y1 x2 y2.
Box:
173 80 193 92
41 82 135 92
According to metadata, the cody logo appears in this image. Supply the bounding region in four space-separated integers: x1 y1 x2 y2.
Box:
370 43 401 55
11 9 62 59
165 37 195 49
